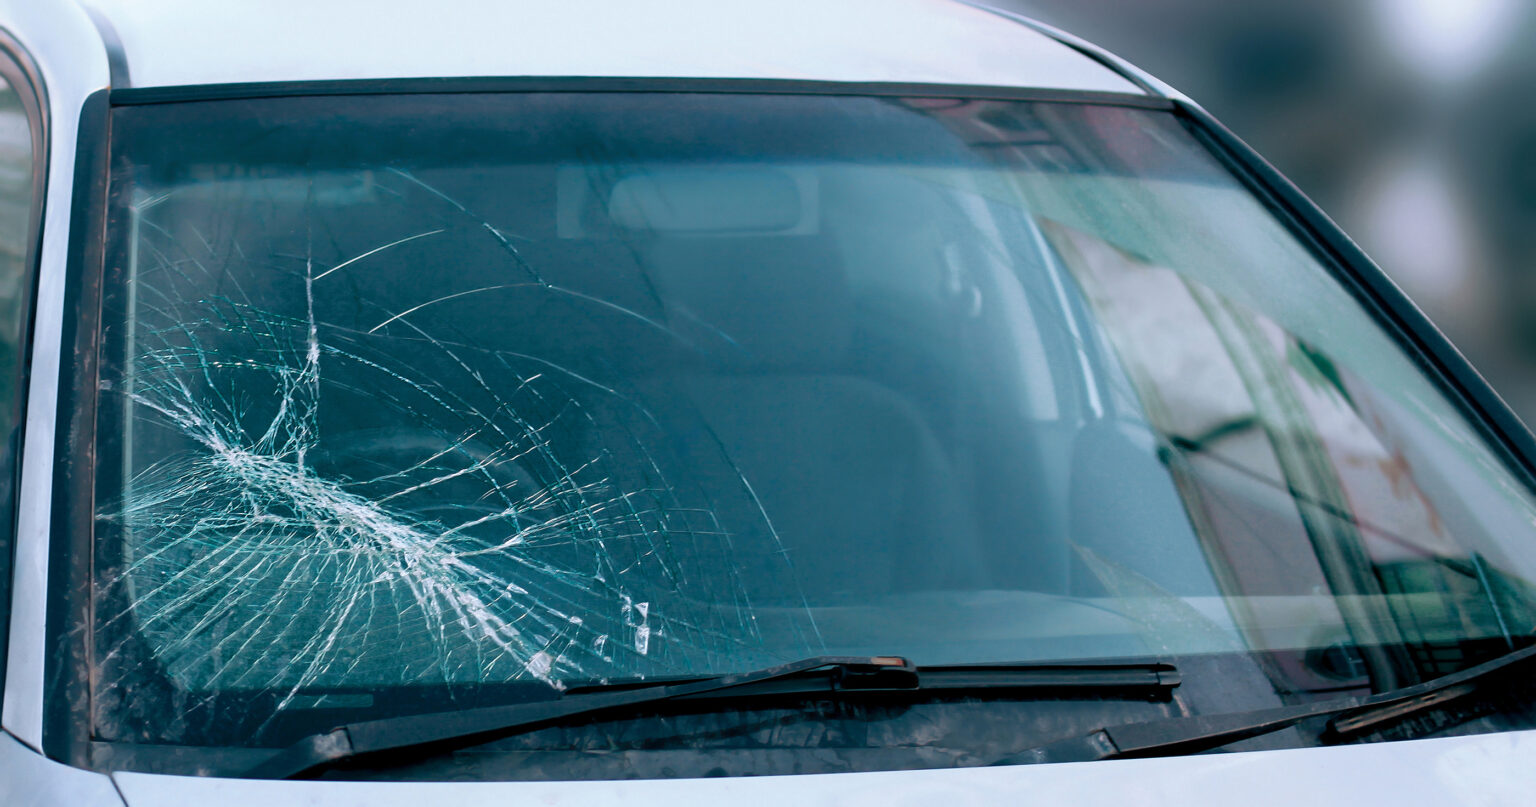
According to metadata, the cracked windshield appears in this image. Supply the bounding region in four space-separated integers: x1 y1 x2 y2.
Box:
94 93 1536 751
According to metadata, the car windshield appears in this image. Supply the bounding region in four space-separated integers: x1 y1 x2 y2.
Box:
89 92 1536 768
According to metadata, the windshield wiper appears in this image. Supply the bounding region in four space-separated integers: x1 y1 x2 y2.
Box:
248 655 1180 779
992 642 1536 766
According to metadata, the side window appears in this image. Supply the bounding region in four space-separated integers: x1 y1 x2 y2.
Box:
0 52 45 690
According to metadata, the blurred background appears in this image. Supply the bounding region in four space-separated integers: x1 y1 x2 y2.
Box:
998 0 1536 426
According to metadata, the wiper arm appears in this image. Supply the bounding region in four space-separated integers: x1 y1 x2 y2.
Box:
249 656 1180 779
993 642 1536 766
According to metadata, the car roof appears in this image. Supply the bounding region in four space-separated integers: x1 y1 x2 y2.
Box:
74 0 1143 94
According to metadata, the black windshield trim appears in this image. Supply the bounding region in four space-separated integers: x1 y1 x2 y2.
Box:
42 88 109 770
107 77 1172 110
58 82 1536 776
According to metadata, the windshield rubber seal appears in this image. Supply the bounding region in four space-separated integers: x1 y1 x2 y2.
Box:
42 87 109 769
105 76 1173 110
46 79 1536 773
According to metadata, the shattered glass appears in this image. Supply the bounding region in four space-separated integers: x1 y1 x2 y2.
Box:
92 166 830 743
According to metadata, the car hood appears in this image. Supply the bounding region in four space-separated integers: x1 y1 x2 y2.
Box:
109 729 1536 807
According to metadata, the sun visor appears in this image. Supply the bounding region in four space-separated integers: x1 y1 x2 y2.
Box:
558 165 818 237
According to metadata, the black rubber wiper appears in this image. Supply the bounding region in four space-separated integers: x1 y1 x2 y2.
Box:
992 642 1536 766
248 655 1179 779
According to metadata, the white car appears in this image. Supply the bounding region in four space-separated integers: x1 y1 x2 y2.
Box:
4 1 1536 804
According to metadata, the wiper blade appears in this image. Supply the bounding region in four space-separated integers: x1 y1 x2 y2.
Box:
249 656 1179 779
993 642 1536 766
566 660 1181 701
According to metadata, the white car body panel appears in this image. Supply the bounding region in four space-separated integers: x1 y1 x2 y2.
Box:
1 1 1531 805
0 733 122 807
0 0 109 754
80 0 1140 94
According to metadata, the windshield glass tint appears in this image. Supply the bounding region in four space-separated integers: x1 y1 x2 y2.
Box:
94 93 1536 749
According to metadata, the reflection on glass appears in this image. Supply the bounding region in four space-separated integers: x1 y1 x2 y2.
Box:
0 74 34 679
